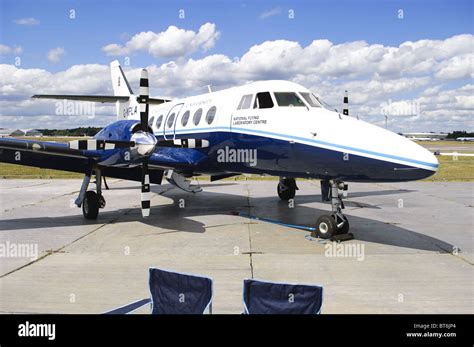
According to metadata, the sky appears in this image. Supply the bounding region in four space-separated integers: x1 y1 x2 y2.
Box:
0 0 473 132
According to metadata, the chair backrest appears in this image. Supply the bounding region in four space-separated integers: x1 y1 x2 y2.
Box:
149 268 213 314
243 279 323 314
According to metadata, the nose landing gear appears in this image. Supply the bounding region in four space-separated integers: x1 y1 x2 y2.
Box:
312 180 350 239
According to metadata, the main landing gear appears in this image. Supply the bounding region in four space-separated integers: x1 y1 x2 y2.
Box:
312 180 350 239
277 177 350 239
277 177 298 201
75 168 106 220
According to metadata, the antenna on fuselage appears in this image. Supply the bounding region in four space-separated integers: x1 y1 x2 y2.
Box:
207 85 213 93
343 90 349 116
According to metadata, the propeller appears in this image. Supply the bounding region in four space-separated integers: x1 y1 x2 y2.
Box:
138 69 151 218
68 68 210 218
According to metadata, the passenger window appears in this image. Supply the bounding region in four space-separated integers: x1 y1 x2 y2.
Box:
148 116 155 128
193 108 203 125
156 115 163 129
167 113 175 128
181 110 190 126
253 92 274 109
274 92 306 107
206 106 217 124
238 94 253 110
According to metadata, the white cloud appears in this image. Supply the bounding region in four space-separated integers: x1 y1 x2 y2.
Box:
260 7 282 19
0 44 23 55
0 64 110 96
2 34 473 131
14 17 40 25
435 54 474 80
0 64 114 129
102 23 220 58
47 47 65 63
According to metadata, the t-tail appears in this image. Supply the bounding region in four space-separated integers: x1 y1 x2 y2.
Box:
31 60 171 120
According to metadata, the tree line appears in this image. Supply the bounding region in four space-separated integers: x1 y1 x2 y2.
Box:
38 127 102 137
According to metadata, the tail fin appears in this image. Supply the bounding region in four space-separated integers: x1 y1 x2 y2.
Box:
110 60 138 120
110 60 133 96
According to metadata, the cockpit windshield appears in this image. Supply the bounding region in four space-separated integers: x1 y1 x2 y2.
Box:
299 92 322 108
274 92 306 107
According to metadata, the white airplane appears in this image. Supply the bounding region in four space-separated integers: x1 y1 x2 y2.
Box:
407 137 441 142
456 137 474 142
0 61 439 239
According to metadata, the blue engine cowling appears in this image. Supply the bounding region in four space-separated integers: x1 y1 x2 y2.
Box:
93 120 150 167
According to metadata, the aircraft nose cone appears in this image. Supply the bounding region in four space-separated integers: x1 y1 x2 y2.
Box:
417 145 439 178
412 140 439 169
343 117 440 181
397 139 439 180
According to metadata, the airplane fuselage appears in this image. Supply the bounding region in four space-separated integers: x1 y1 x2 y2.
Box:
105 80 438 182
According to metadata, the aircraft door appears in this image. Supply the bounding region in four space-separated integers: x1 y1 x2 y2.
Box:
163 103 184 140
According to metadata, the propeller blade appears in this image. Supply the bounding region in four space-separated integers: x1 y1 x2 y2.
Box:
137 68 154 218
138 69 149 131
69 139 135 150
141 158 151 218
157 139 210 149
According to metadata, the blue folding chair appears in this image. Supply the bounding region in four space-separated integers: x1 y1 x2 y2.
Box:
242 279 323 314
105 268 213 314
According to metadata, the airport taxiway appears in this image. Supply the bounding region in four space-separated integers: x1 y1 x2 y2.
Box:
0 179 473 314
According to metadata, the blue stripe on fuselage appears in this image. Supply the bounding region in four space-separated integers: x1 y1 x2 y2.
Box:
153 130 436 182
157 126 438 170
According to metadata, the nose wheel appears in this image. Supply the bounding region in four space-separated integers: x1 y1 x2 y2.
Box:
312 180 350 239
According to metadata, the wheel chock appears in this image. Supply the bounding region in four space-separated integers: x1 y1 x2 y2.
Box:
330 233 354 242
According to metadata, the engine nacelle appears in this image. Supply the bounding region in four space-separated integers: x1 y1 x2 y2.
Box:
94 120 155 167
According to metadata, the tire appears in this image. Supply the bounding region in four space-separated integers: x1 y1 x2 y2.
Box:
312 215 337 239
277 180 296 201
83 191 99 220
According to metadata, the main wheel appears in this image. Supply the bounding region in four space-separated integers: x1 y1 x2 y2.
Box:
312 215 338 239
83 190 99 220
277 179 296 201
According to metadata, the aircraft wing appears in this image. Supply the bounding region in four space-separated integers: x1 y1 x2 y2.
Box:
0 138 210 182
32 94 171 105
0 138 100 159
